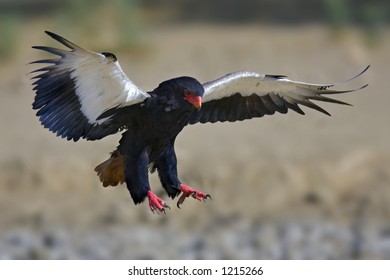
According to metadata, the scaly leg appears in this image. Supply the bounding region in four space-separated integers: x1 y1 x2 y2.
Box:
177 184 211 208
148 190 170 214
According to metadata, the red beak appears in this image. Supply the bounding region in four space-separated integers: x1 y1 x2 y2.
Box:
184 93 202 110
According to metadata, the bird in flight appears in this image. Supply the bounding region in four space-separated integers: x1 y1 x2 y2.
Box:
31 31 369 213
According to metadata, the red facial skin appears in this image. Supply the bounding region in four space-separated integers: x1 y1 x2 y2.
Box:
184 93 202 109
147 93 205 213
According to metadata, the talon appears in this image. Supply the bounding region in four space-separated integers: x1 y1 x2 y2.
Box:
177 184 211 208
177 194 187 209
147 190 170 214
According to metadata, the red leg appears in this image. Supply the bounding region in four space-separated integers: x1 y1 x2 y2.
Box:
147 190 170 214
177 184 211 208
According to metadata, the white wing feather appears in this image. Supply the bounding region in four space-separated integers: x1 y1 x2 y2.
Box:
33 31 149 125
31 31 150 141
202 67 368 103
190 67 369 124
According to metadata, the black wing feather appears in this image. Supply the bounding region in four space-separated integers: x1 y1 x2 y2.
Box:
190 68 369 124
30 31 148 141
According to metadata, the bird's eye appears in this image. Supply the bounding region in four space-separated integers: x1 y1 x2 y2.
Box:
184 89 193 96
184 92 194 101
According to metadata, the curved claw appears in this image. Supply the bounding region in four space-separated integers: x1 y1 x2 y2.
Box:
201 194 211 203
147 190 170 214
177 184 212 208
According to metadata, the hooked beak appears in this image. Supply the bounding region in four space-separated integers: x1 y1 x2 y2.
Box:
184 93 202 110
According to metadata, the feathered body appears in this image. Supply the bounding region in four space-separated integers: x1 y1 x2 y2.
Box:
31 31 369 213
96 77 204 204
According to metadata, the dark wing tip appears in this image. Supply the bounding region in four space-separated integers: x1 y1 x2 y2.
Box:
342 65 370 84
31 31 84 59
31 45 67 58
44 30 57 38
44 31 67 45
43 30 79 51
361 65 371 75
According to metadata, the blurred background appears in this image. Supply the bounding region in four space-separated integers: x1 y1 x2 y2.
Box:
0 0 389 259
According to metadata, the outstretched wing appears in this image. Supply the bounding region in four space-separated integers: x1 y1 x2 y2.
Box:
190 66 369 124
31 31 149 141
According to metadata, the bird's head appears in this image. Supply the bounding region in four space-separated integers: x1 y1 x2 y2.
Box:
183 89 202 110
157 76 204 110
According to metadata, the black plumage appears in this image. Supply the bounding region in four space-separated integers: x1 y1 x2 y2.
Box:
111 77 203 204
31 31 369 213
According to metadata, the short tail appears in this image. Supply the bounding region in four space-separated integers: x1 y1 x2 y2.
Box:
94 149 125 187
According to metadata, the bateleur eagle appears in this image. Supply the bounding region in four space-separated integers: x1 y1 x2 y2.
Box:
31 31 369 213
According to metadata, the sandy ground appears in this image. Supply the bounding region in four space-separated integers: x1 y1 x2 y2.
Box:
0 24 389 259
